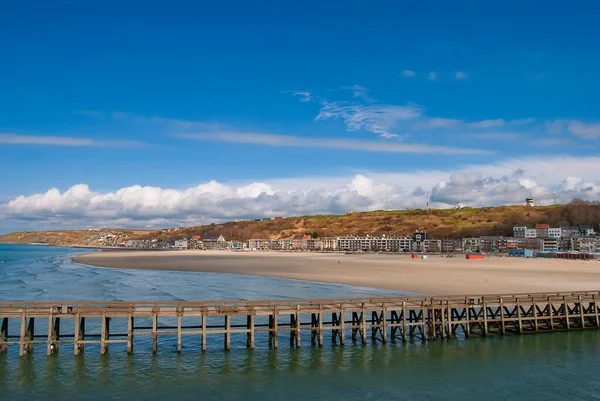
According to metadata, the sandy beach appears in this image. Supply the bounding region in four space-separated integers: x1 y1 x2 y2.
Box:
72 251 600 296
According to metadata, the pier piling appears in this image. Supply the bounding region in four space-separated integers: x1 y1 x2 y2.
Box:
2 291 600 356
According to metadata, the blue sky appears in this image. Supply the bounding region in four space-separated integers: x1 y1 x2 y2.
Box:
1 1 600 231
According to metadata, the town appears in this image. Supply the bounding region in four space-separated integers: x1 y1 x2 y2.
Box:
93 223 600 257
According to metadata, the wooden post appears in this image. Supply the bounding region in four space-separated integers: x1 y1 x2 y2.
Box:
224 315 230 350
593 294 600 327
482 299 488 336
440 301 447 339
465 302 471 337
247 314 255 349
74 314 81 355
339 308 345 345
578 295 585 329
295 306 301 347
152 313 158 353
381 307 387 344
0 318 7 353
516 299 522 334
26 317 34 353
177 314 182 353
500 299 506 335
127 314 134 354
564 296 570 330
80 317 86 353
272 312 278 349
47 311 54 356
361 307 367 344
201 313 207 352
19 312 27 356
101 312 108 355
402 302 407 341
318 309 323 346
533 299 539 332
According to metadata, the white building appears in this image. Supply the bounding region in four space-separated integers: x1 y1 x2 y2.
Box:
524 229 538 238
548 228 562 238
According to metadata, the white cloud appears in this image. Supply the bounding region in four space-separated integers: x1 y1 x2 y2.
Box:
340 85 373 102
176 132 489 155
546 119 567 135
428 72 437 81
316 102 422 139
0 133 143 147
401 70 416 77
464 132 521 140
568 120 600 139
467 119 506 128
455 71 468 80
290 91 313 103
3 156 600 229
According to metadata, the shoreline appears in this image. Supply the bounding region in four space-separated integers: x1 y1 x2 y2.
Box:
73 250 600 296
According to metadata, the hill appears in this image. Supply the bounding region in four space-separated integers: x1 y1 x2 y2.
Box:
2 201 598 246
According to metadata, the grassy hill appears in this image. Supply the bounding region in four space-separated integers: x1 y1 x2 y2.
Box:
1 202 599 246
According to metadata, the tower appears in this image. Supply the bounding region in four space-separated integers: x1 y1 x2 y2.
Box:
525 195 534 207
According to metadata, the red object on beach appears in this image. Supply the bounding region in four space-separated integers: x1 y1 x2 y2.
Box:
466 254 485 260
411 254 419 259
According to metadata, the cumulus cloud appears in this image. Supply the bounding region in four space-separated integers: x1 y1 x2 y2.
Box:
401 70 416 77
3 156 600 229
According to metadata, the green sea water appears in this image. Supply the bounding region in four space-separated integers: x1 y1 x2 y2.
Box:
2 331 600 400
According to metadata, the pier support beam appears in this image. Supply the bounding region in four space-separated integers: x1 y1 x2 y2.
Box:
152 313 158 353
0 318 7 353
19 313 27 356
246 314 255 349
201 313 207 352
100 313 108 355
224 315 230 350
74 314 81 355
127 315 134 354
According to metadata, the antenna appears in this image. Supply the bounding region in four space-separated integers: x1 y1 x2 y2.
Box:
426 192 430 210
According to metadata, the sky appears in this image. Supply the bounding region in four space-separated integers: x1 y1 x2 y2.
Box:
1 1 600 232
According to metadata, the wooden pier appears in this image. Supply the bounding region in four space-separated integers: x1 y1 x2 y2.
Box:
2 291 600 356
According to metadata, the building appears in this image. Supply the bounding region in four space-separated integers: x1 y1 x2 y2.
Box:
423 239 441 253
247 238 269 251
174 239 189 249
524 229 538 239
548 228 562 238
513 226 527 239
441 239 455 253
542 238 558 252
462 237 481 253
535 224 549 238
189 235 204 249
321 237 339 251
525 197 534 207
412 232 430 252
203 234 226 250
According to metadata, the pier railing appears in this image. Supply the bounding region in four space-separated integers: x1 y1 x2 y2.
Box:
1 291 599 356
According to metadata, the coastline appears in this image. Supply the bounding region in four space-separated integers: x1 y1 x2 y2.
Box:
73 250 600 295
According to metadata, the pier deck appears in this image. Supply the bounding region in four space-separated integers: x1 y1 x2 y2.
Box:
2 291 600 356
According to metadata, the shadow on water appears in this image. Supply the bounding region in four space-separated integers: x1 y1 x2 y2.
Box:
2 330 600 400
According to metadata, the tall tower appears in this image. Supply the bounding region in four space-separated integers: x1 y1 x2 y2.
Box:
426 192 430 210
525 194 534 207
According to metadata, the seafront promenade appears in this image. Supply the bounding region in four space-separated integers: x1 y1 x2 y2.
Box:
2 291 600 356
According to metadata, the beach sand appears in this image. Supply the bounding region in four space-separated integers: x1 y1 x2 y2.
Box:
73 250 600 296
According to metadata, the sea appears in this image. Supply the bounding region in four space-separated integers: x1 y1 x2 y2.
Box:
1 244 600 400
